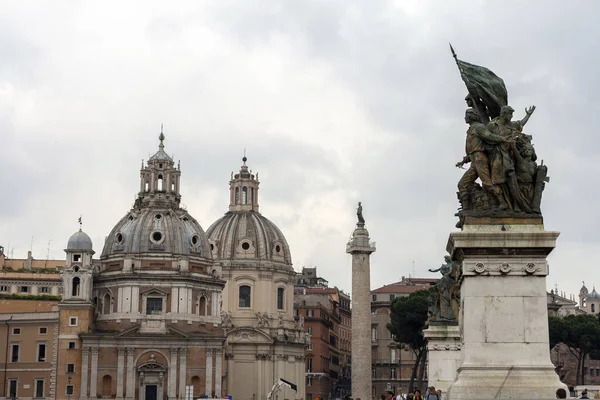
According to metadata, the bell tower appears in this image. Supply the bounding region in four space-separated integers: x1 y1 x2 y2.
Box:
229 155 260 212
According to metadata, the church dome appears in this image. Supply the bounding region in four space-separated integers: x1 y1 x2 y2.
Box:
101 130 211 261
207 211 291 264
101 207 211 259
67 230 93 251
589 287 600 300
206 156 291 265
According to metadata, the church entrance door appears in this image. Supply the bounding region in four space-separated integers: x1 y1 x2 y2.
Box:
145 385 158 400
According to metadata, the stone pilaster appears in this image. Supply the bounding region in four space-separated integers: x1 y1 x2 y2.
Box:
80 347 89 400
125 347 135 400
89 347 99 398
446 221 567 399
205 349 213 397
179 348 188 398
346 221 376 400
215 350 223 398
117 348 125 398
225 352 234 396
169 348 178 399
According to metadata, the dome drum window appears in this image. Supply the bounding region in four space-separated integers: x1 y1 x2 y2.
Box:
191 235 200 246
116 233 124 244
150 231 165 245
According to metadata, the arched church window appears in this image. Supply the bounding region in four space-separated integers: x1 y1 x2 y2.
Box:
593 304 596 313
157 174 163 191
145 182 149 192
242 186 248 204
72 277 80 297
199 296 207 316
277 287 285 310
235 187 239 204
103 293 111 314
239 285 251 308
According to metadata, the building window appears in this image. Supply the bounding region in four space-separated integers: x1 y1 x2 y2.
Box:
146 297 163 315
39 286 50 294
73 254 81 262
242 186 248 204
391 368 396 379
35 379 44 398
372 294 377 301
307 309 314 317
277 287 285 310
390 294 396 301
308 326 313 335
38 343 47 362
12 327 21 335
239 285 251 308
68 341 76 349
372 327 377 341
198 296 207 316
308 342 313 351
593 304 596 313
72 277 81 297
69 317 78 326
307 358 313 372
39 327 47 334
391 349 396 363
372 368 376 379
294 309 299 317
9 380 17 398
67 363 75 373
0 285 9 292
307 376 312 387
66 385 74 396
235 187 240 204
20 285 29 293
11 344 19 362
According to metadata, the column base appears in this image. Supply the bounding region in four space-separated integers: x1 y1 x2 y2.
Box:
423 324 461 393
448 365 567 400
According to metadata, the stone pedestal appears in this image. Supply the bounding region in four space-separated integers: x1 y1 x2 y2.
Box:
423 324 461 393
446 219 567 400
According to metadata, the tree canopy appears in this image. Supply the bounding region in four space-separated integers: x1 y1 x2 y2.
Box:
387 288 431 391
549 314 600 385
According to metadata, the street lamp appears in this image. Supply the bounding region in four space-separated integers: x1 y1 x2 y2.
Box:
67 375 72 400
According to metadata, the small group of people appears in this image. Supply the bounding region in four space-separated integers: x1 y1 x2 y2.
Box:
381 386 444 400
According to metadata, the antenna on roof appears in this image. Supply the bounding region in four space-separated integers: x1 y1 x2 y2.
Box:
412 260 415 279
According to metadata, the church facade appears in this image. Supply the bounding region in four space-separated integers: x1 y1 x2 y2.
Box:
207 157 307 400
0 133 306 400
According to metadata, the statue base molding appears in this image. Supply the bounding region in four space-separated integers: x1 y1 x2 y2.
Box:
423 324 461 393
446 220 566 400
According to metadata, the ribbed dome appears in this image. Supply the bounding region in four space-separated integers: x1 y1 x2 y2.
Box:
206 211 291 264
589 288 600 300
101 207 211 259
67 230 93 251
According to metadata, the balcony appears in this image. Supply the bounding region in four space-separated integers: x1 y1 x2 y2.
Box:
373 359 398 365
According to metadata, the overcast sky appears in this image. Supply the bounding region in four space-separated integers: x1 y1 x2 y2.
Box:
1 0 598 299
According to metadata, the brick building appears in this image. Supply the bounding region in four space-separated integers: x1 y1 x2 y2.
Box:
370 277 436 397
294 283 351 400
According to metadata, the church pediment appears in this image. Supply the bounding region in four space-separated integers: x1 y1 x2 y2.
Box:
140 288 169 296
166 324 190 338
115 324 141 337
226 327 274 344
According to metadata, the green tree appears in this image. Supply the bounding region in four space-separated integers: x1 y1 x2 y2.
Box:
549 314 600 385
387 289 431 392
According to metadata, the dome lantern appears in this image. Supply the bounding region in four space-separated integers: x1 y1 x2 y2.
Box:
228 154 260 213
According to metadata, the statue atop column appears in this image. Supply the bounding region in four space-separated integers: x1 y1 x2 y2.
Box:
357 201 365 225
450 45 549 227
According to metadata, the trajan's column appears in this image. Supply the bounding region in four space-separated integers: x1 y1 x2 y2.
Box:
347 202 376 400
